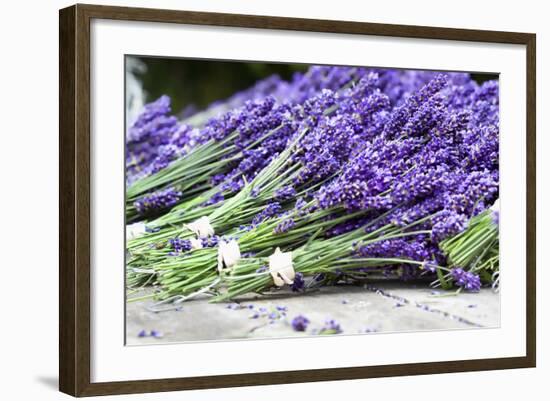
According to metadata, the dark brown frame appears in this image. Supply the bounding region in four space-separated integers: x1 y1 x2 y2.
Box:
59 3 536 397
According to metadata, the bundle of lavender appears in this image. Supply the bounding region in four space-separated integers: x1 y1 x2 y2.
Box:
209 75 498 301
127 74 390 276
127 72 499 304
125 66 475 223
125 66 369 222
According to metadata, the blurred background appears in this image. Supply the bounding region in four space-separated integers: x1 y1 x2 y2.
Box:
125 55 497 127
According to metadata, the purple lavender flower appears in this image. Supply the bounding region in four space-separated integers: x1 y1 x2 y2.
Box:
134 187 182 216
292 77 391 188
204 192 224 206
128 95 173 142
202 97 273 143
373 69 470 106
201 236 220 248
252 202 282 226
274 185 297 201
381 74 448 139
295 197 307 210
357 237 431 262
168 238 192 253
150 330 164 339
283 66 354 106
319 319 343 335
126 96 199 184
290 272 305 292
274 218 296 234
310 73 500 282
291 315 310 332
451 268 482 292
431 210 469 242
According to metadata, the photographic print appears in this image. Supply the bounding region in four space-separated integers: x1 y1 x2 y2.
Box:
124 57 500 344
59 5 535 395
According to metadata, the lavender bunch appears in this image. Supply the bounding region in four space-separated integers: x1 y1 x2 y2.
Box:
126 95 292 221
125 66 374 222
133 76 436 300
212 75 499 300
127 76 392 296
127 70 500 301
213 213 439 303
127 75 390 268
126 72 385 232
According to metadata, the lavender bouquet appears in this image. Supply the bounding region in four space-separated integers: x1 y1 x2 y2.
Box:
125 66 369 222
207 75 499 301
126 65 500 306
126 73 388 258
129 73 499 305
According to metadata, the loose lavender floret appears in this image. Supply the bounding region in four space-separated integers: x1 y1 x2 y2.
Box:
290 273 305 292
291 315 310 332
150 330 164 338
319 319 343 335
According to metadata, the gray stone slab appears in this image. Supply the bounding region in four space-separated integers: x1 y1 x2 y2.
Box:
126 282 500 345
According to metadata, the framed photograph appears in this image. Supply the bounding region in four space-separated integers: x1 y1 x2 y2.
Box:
59 3 536 397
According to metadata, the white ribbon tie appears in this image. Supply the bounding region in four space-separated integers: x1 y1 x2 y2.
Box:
185 216 215 238
217 240 241 273
126 222 147 241
269 247 295 287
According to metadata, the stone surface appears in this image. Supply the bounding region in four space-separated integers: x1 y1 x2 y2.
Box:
126 282 500 345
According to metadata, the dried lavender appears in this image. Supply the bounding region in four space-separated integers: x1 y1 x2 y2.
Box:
450 268 482 292
126 68 500 303
291 315 310 331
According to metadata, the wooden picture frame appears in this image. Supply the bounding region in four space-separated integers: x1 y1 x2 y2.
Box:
59 3 536 397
